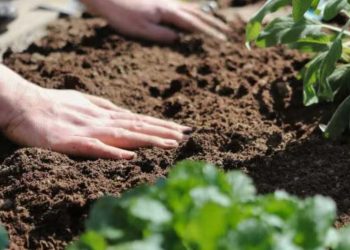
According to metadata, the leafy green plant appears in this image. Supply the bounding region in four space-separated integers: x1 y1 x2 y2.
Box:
69 161 350 250
0 226 8 250
247 0 350 139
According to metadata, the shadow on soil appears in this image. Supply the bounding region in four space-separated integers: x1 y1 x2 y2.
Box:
224 136 350 221
0 135 17 164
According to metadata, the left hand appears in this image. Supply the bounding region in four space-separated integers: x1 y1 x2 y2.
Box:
0 65 191 160
81 0 231 43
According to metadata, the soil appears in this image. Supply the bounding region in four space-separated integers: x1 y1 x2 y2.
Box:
217 0 261 8
1 14 350 250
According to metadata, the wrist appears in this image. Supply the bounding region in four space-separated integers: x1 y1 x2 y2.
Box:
80 0 111 16
0 65 36 130
80 0 98 11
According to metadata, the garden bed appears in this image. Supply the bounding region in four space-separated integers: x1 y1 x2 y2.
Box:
1 14 350 249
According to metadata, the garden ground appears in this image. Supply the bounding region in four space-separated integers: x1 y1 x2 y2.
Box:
0 12 350 249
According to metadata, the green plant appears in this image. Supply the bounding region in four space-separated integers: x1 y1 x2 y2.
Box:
247 0 350 139
0 226 8 250
69 161 350 250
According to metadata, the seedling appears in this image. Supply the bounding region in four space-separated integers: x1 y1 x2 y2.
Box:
247 0 350 139
69 161 350 250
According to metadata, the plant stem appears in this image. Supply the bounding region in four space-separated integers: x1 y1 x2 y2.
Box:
320 23 350 37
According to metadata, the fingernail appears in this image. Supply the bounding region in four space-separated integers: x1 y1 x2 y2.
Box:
217 33 227 41
182 134 191 141
126 152 137 160
165 140 179 147
181 126 193 132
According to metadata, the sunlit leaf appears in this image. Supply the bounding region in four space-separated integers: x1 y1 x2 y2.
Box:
292 0 313 21
323 0 349 21
255 16 323 47
321 95 350 139
246 0 291 42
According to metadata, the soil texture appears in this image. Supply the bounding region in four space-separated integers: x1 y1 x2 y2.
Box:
217 0 261 7
1 16 350 249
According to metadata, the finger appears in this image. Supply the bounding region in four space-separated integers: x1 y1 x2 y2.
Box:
181 2 201 9
109 112 192 132
85 94 131 113
52 136 136 160
162 8 227 41
134 21 178 43
85 127 179 149
181 5 231 34
103 120 187 141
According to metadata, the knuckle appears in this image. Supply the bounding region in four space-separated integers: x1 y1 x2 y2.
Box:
114 151 124 159
45 134 60 148
83 138 100 149
48 104 61 117
132 114 143 122
113 128 129 138
67 113 88 126
131 121 145 131
147 135 160 144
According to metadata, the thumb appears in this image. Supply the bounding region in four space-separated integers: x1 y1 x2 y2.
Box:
136 22 179 43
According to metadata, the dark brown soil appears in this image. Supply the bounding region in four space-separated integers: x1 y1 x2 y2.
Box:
217 0 261 8
1 16 350 249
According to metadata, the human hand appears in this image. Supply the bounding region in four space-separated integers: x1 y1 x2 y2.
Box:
0 66 190 160
81 0 230 43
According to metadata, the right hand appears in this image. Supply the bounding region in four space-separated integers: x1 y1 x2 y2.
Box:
82 0 230 43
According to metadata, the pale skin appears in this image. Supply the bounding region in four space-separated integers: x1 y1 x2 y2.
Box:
0 0 230 160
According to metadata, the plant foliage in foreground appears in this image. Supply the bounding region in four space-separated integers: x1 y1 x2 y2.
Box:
247 0 350 139
0 226 8 250
69 161 350 250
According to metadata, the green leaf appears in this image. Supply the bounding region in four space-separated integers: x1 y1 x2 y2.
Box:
272 234 300 250
335 226 350 250
68 231 107 250
246 0 291 42
318 36 343 100
292 0 313 21
229 219 274 249
302 53 325 105
86 196 144 242
178 203 227 250
190 186 230 207
311 0 321 9
257 191 298 222
109 236 163 250
290 34 332 52
129 197 172 225
86 196 125 234
255 16 323 47
328 64 350 96
226 171 256 201
293 196 336 248
168 161 215 182
302 34 343 106
323 0 349 21
0 227 8 250
321 95 350 139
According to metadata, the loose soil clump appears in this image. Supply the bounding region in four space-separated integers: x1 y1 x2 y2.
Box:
1 16 350 249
